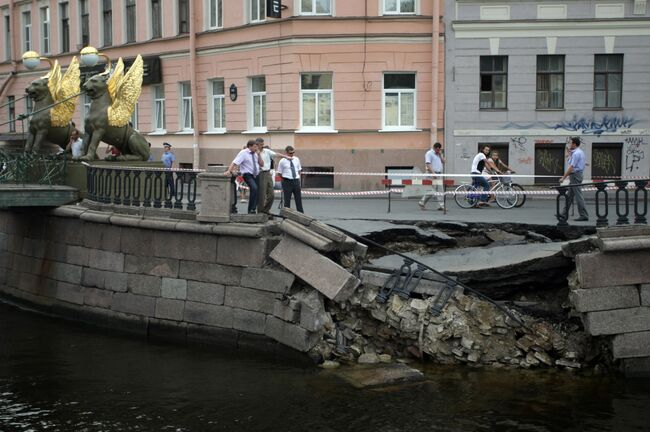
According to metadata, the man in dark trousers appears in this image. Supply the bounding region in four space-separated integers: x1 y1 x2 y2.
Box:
277 145 303 213
560 137 589 221
224 139 263 214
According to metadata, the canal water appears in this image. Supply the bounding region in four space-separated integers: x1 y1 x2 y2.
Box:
1 302 648 432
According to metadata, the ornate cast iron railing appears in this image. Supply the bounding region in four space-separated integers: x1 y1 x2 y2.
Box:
85 164 200 212
0 149 68 185
554 179 649 227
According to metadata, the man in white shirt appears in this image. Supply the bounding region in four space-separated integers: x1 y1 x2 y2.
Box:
470 144 492 207
277 145 304 213
418 142 445 211
256 137 278 214
65 129 84 158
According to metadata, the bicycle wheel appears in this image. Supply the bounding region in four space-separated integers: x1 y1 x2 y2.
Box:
511 183 526 208
495 185 518 209
454 184 479 209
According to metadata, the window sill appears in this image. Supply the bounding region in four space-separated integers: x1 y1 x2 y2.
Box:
175 130 194 135
295 128 338 134
203 129 227 135
593 107 624 111
535 108 565 112
479 108 508 112
378 128 422 133
147 130 167 135
242 128 267 134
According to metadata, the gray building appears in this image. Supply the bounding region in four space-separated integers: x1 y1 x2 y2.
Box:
444 0 650 185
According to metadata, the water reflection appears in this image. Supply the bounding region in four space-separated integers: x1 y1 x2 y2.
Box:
1 302 648 432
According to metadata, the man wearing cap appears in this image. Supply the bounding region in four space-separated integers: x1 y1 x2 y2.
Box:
161 143 176 196
277 145 303 213
225 139 264 214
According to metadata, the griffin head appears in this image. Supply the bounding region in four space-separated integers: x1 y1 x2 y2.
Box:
25 77 51 102
83 73 110 99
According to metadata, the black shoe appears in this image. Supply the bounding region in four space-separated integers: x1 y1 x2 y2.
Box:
574 217 589 221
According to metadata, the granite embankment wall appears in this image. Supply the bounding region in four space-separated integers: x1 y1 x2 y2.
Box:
568 226 650 377
0 206 333 353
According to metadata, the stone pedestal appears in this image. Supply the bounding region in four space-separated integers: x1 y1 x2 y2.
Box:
197 166 231 223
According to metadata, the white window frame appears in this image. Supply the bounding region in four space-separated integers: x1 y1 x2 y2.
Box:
40 5 50 54
124 0 137 44
299 0 332 15
299 73 335 132
180 81 193 132
79 0 90 48
208 79 226 133
381 72 417 131
249 0 266 23
59 2 70 53
206 0 223 29
248 76 267 132
381 0 418 16
22 10 31 53
130 103 139 131
3 10 11 61
152 85 166 133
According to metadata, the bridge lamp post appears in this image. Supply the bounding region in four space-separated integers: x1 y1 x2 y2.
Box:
79 46 112 70
21 51 54 70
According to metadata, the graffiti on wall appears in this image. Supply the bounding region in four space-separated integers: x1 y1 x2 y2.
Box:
592 151 618 176
518 156 533 165
537 149 562 174
624 136 647 172
553 115 637 136
509 136 527 152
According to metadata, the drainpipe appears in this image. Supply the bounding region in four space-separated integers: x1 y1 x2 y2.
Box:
189 0 200 169
0 0 18 101
431 0 440 146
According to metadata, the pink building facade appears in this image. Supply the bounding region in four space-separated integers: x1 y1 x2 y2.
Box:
0 0 444 190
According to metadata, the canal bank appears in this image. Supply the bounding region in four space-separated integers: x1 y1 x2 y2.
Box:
1 202 648 377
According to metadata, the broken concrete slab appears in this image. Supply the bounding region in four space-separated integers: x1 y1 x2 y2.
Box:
332 363 425 389
280 207 315 226
324 219 456 245
561 236 598 258
270 236 360 302
308 220 348 243
485 229 526 244
280 219 337 252
569 285 640 313
597 236 650 253
598 225 650 239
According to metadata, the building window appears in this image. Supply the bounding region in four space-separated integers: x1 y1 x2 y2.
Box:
301 0 331 15
536 55 564 109
250 0 266 22
26 95 33 115
22 11 31 52
250 76 266 130
180 82 193 130
384 0 415 15
40 6 50 54
153 85 166 131
208 0 223 29
126 0 136 43
383 73 416 129
151 0 162 38
4 14 11 61
130 103 139 130
178 0 189 34
480 56 508 109
209 80 225 131
80 0 89 47
300 73 332 129
594 54 623 108
60 2 70 53
82 94 91 131
102 0 112 47
8 96 15 133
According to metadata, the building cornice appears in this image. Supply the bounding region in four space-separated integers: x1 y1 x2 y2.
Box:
452 19 650 38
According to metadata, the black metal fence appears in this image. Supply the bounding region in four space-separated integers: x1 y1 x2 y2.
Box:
555 179 648 227
0 149 68 185
86 165 200 211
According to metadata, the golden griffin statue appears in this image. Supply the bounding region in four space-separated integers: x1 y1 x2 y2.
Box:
79 55 150 161
24 55 80 152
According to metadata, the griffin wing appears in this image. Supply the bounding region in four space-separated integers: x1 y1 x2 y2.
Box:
108 56 143 127
50 57 81 127
107 57 124 103
45 60 61 100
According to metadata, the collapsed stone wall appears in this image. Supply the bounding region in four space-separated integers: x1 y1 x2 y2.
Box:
566 226 650 377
